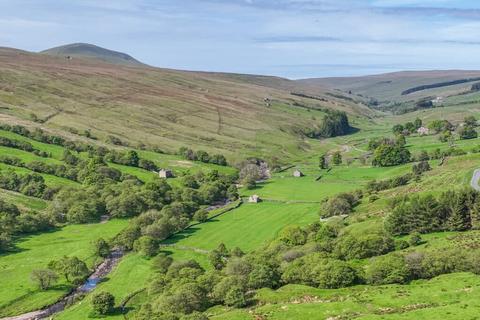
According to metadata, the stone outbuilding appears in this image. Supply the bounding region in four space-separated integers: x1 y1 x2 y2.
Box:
293 169 304 177
417 126 429 135
158 169 173 178
248 194 261 203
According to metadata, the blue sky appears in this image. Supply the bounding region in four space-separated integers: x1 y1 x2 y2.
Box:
1 0 480 78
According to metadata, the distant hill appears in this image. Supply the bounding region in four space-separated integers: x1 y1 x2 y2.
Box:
0 47 374 162
40 43 145 66
299 70 480 113
298 70 480 101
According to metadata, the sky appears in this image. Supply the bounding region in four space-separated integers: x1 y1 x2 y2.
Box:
2 0 480 78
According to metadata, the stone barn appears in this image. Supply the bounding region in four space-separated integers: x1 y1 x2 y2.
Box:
293 169 304 177
417 127 429 135
158 169 173 178
248 194 261 203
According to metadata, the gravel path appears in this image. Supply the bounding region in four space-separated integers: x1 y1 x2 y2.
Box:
471 169 480 191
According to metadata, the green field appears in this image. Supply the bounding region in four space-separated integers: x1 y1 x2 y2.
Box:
211 273 480 319
0 162 80 188
0 129 67 160
166 202 319 252
243 163 412 202
0 219 129 317
0 190 47 210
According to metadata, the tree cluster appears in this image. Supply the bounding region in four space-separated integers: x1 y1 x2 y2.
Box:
320 191 363 218
178 147 228 166
392 118 423 135
372 139 411 167
305 110 352 138
0 169 54 199
385 189 480 235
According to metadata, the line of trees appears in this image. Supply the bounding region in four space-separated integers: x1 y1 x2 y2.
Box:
0 169 55 199
0 124 163 172
178 147 228 166
0 136 49 157
392 118 423 135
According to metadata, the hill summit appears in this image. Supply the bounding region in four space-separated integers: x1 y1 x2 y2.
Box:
40 43 144 66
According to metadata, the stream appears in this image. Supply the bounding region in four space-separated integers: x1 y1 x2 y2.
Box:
2 248 124 320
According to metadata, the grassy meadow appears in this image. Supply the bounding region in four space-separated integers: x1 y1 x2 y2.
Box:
210 273 480 320
0 219 129 317
166 202 319 252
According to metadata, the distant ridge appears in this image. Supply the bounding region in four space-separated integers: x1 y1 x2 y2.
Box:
40 43 145 66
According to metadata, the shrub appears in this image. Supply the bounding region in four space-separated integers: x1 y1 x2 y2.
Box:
409 232 423 246
151 254 173 273
321 191 361 218
279 226 307 246
366 254 409 285
459 125 478 140
332 152 342 165
372 144 411 167
412 161 431 175
224 286 247 307
30 269 58 290
193 209 208 223
91 291 115 315
48 256 89 284
396 239 410 250
134 236 158 257
281 254 357 288
93 238 110 258
334 232 395 260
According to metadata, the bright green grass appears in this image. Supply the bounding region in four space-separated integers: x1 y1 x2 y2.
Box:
0 145 64 164
55 248 210 319
212 273 480 320
108 162 157 182
138 150 237 176
0 130 67 160
407 134 480 154
0 163 79 187
0 219 129 317
243 164 412 202
54 253 153 320
0 189 47 210
165 202 319 252
0 130 237 185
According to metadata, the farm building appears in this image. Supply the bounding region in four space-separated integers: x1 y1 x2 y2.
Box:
293 169 304 177
248 194 261 203
158 169 173 178
417 126 429 135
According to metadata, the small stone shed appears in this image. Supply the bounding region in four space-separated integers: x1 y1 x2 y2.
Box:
417 127 429 135
248 194 261 203
293 169 304 177
158 169 173 178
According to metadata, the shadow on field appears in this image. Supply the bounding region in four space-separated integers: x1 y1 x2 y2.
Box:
248 180 272 191
164 218 222 244
0 227 62 258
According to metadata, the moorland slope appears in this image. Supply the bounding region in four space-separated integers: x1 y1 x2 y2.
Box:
0 46 374 162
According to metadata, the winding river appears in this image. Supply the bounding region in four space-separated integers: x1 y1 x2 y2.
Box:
1 249 124 320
